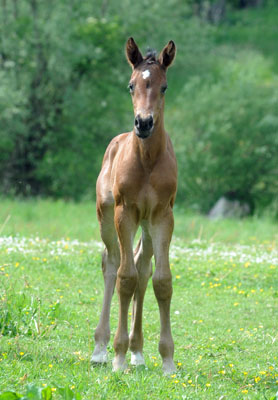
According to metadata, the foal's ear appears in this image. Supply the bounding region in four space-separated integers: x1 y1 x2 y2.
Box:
158 40 176 70
126 37 143 69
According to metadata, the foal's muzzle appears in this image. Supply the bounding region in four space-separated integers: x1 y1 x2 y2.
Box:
134 115 154 139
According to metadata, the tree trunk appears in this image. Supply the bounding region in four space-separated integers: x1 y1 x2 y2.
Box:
101 0 109 17
193 0 227 24
208 0 226 24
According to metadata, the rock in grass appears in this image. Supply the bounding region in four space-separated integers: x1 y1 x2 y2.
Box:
208 196 251 219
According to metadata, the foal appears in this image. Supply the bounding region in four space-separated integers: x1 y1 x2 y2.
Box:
91 37 177 374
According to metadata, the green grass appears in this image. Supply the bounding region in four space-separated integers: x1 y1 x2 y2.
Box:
0 199 278 399
1 198 277 244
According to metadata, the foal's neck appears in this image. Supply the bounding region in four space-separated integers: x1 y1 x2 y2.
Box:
134 115 166 168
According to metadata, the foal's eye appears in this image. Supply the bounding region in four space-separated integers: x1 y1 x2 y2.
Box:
128 83 134 94
161 85 168 94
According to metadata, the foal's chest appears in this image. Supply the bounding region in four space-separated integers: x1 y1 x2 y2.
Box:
115 161 176 214
112 140 177 216
137 182 159 215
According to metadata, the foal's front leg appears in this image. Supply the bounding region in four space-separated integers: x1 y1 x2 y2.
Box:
113 204 138 371
91 201 120 364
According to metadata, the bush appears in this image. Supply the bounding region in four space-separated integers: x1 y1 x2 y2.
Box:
36 17 127 199
170 50 278 213
1 0 277 214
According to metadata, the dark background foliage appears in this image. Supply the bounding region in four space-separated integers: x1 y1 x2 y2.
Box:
0 0 277 214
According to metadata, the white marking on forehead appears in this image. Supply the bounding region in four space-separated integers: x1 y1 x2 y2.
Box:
142 69 150 79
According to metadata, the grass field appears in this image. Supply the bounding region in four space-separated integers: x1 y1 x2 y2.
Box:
0 200 278 399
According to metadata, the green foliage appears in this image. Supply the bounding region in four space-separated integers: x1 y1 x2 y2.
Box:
0 292 56 338
171 50 278 212
0 392 22 400
57 387 81 400
0 2 127 199
0 385 81 400
0 1 278 213
36 16 127 199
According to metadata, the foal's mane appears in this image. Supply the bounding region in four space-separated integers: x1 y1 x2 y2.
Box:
143 48 158 65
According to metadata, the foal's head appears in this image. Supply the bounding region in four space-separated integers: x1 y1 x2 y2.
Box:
126 37 176 139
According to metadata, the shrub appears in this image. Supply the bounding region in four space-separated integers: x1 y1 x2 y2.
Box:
170 50 278 213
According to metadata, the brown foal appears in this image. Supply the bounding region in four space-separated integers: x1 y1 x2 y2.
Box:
91 37 177 374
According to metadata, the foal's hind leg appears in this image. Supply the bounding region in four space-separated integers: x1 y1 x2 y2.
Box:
150 209 176 374
91 204 120 363
129 225 153 366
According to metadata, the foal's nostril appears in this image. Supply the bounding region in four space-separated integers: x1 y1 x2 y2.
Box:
135 116 140 128
147 115 153 130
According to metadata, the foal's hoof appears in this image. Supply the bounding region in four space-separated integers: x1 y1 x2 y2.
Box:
162 359 176 375
112 355 128 372
130 352 145 366
91 349 108 364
